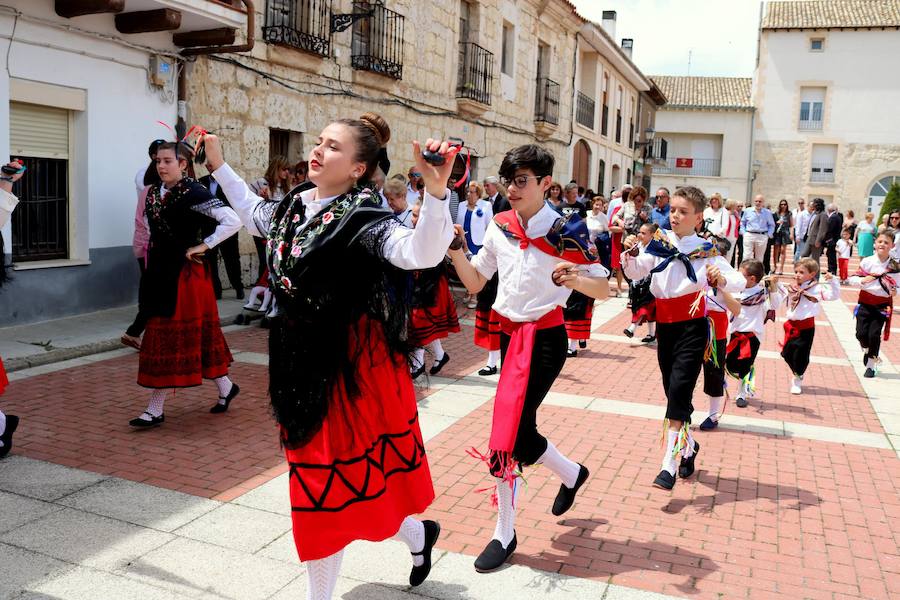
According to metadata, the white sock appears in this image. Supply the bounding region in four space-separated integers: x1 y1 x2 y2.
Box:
708 396 723 421
214 376 233 404
0 409 5 447
393 516 426 567
305 549 343 600
685 428 696 458
486 350 500 369
866 357 876 369
661 429 678 476
429 340 445 363
568 339 578 351
493 477 517 548
626 323 636 334
538 441 581 488
648 322 656 336
411 348 425 371
145 389 168 418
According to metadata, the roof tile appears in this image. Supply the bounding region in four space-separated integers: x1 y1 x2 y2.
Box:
649 76 753 110
762 0 900 30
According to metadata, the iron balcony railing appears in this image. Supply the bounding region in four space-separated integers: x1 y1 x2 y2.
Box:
262 0 331 57
11 157 69 261
644 137 668 161
575 91 595 129
534 77 560 125
601 104 609 136
810 162 835 183
653 157 721 177
351 1 405 80
799 119 823 131
457 42 494 105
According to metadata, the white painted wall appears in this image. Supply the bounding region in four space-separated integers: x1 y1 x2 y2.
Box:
0 1 178 255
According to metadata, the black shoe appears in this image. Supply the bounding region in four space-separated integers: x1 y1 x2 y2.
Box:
578 340 587 349
211 382 240 413
478 366 498 376
864 368 876 378
129 412 164 428
259 317 271 329
736 396 748 408
429 352 450 375
566 349 577 357
678 441 700 479
411 365 426 380
0 415 20 459
653 470 675 490
235 288 245 300
623 328 634 338
552 464 589 516
641 335 656 344
474 534 517 573
409 520 441 586
699 416 718 431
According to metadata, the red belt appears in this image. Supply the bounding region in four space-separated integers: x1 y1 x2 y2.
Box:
656 293 706 324
727 331 757 359
781 317 815 347
708 309 729 341
858 290 893 341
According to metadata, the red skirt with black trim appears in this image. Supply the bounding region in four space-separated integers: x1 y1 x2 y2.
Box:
286 316 434 561
409 275 460 347
0 357 7 396
564 292 594 341
138 262 233 388
632 301 656 325
474 308 501 351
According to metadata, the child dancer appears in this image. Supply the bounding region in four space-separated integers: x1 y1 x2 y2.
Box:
449 144 609 572
848 229 898 378
622 186 745 490
623 223 658 343
700 282 742 427
778 258 840 394
409 202 460 378
474 275 502 375
837 229 853 285
0 161 24 459
563 289 594 356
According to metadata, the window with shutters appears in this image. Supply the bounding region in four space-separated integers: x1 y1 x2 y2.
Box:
9 102 70 262
799 87 825 131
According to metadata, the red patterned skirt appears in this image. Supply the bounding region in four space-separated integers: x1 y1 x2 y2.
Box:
286 317 434 561
409 275 460 347
474 308 501 351
632 300 656 325
563 291 594 341
138 262 232 388
0 357 7 396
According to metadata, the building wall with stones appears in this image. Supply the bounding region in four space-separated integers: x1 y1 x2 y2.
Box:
184 0 584 282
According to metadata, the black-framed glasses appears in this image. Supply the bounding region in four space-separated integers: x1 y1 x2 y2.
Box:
891 215 900 220
655 194 668 199
500 174 546 188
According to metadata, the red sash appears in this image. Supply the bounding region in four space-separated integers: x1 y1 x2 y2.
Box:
726 331 757 359
0 357 7 396
656 293 706 324
781 317 815 347
487 307 564 479
708 309 729 342
858 290 893 341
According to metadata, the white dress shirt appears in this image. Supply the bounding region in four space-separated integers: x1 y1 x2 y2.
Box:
848 256 898 298
778 278 840 321
729 284 783 341
157 183 241 250
586 211 609 237
703 207 727 237
793 208 811 239
622 230 746 300
470 203 608 322
212 163 453 271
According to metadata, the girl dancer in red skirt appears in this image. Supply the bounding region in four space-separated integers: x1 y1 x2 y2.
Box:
129 142 242 427
0 161 24 458
203 115 455 599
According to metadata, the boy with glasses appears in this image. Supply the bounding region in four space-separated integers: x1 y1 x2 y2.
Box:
449 144 609 573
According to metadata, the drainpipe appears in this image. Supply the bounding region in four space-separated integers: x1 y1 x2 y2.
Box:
747 109 756 204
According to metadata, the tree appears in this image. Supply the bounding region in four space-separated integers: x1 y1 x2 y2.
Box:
878 182 900 223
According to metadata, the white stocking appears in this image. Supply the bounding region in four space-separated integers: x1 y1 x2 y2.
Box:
493 477 517 548
214 376 233 401
429 339 445 362
411 348 425 371
708 395 723 421
685 428 696 458
393 516 425 566
0 408 5 447
538 441 580 487
648 322 656 336
146 389 168 418
305 550 343 600
486 350 500 368
568 339 578 351
626 323 636 334
661 429 678 476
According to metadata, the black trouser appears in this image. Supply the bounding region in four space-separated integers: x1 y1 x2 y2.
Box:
763 238 773 274
208 233 243 298
734 234 744 267
702 337 727 397
657 318 707 423
856 303 888 360
825 241 838 275
781 327 815 376
253 235 267 280
725 334 761 379
489 324 567 476
126 258 148 337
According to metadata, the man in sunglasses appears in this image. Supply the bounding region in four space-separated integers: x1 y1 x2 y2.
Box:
406 167 423 206
651 188 671 230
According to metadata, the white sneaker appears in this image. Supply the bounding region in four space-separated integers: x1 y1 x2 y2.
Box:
790 376 802 395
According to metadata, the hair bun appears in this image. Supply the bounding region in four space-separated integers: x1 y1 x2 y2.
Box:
359 112 391 147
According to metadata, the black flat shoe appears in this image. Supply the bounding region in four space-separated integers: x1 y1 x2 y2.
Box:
678 441 700 479
552 464 589 516
129 412 164 428
409 520 441 586
566 349 577 357
699 417 718 431
474 533 517 573
864 368 876 378
623 328 634 338
0 415 20 459
641 335 656 344
429 353 450 375
411 365 426 380
235 288 245 300
736 396 748 408
653 470 675 490
478 366 498 376
211 382 240 413
578 340 587 349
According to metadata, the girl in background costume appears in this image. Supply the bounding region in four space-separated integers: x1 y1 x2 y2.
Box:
203 115 455 600
0 160 25 458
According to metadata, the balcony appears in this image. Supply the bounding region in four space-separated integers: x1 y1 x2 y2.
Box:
457 42 494 108
263 0 330 57
601 104 609 136
799 119 823 131
644 137 668 162
810 163 835 183
351 1 405 80
615 113 622 143
654 158 721 177
534 77 560 126
575 91 595 129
